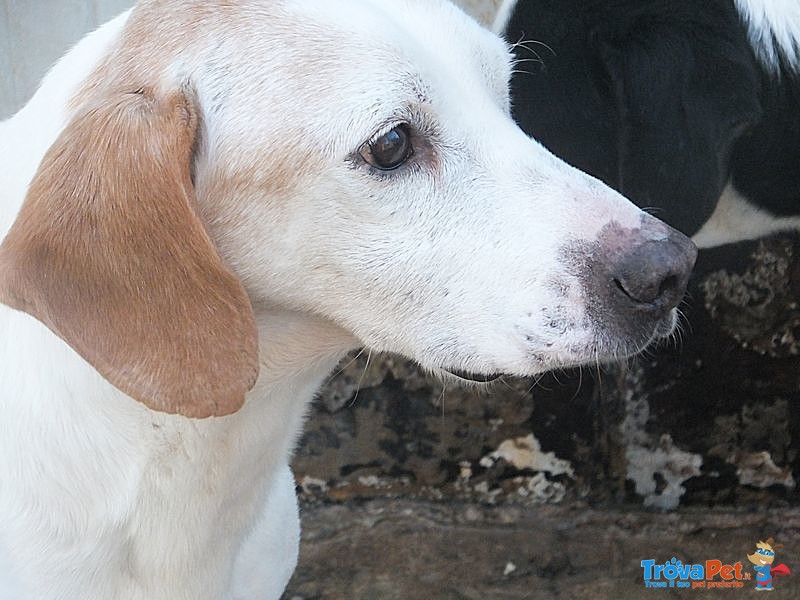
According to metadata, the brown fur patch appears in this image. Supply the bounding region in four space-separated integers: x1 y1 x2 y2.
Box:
0 87 258 418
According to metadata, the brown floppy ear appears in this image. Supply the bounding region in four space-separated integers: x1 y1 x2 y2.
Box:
0 88 258 418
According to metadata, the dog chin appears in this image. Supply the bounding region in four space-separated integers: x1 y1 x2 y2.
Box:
551 309 680 370
449 309 680 381
437 368 503 385
420 308 681 385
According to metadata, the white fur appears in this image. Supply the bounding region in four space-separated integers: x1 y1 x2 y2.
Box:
0 1 667 598
692 183 800 248
735 0 800 73
491 0 519 34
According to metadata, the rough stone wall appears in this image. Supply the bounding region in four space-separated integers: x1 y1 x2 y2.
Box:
607 236 800 509
292 235 800 510
287 500 800 598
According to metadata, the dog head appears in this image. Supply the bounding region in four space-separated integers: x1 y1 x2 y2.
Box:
0 0 696 416
502 0 764 236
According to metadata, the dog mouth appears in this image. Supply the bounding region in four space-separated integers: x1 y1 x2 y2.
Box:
442 369 502 383
526 310 681 373
597 310 680 358
436 309 680 383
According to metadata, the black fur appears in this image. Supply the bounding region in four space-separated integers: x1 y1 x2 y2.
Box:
504 0 800 235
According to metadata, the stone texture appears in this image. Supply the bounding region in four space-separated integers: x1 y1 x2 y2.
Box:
294 355 596 507
604 236 800 509
285 499 800 598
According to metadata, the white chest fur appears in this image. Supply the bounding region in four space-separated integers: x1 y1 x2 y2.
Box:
0 304 351 599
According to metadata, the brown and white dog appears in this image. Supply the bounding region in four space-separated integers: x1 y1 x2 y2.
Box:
0 1 696 598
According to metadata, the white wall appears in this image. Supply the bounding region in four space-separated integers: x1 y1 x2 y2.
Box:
0 0 133 119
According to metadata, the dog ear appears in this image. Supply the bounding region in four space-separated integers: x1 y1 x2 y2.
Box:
0 88 259 418
599 23 762 235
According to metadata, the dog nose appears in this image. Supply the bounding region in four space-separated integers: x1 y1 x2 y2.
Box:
611 229 697 311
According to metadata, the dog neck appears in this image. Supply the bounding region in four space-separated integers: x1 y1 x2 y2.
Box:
0 300 354 596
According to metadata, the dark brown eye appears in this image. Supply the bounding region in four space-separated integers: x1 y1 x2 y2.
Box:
361 124 413 171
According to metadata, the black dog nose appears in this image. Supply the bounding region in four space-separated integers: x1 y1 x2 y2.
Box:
612 230 697 311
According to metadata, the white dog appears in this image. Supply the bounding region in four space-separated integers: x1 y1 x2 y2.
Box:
0 1 696 598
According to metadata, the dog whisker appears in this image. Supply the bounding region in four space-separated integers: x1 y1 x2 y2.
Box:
510 35 556 57
328 346 367 381
350 348 373 408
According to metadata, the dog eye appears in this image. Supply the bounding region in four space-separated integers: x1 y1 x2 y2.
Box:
360 124 413 171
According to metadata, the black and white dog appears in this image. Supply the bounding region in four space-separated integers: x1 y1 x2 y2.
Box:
496 0 800 247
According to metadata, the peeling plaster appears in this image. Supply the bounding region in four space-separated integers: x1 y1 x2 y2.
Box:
622 370 703 510
482 433 576 478
729 451 796 489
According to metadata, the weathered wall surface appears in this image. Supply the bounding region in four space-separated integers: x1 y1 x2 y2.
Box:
287 499 800 598
609 236 800 509
293 234 800 510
